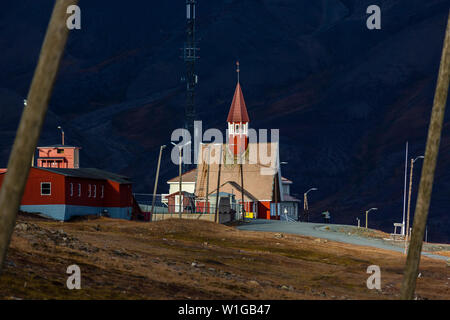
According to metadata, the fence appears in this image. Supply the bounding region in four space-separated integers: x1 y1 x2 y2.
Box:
133 193 244 222
134 193 242 223
133 193 168 214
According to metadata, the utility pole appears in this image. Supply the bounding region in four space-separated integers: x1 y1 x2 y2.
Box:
0 0 78 275
150 145 166 222
402 142 409 236
171 141 190 218
29 102 34 168
240 163 245 221
303 193 308 221
214 145 223 223
179 148 183 218
274 174 279 220
205 146 210 214
401 11 450 300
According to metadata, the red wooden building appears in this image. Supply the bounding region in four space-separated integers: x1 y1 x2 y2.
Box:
0 167 135 221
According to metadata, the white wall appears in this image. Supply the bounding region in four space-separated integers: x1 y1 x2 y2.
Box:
168 182 196 195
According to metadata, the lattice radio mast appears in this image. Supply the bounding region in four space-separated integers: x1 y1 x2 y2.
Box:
182 0 199 170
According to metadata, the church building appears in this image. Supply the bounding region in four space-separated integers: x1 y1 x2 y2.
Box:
167 63 300 220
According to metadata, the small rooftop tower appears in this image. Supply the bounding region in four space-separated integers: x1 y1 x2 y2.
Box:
36 145 81 169
36 127 80 168
227 62 250 156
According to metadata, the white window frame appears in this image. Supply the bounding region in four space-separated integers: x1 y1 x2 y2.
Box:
78 183 81 197
93 185 97 198
70 183 74 197
40 182 51 196
101 185 104 199
228 123 234 134
88 184 92 198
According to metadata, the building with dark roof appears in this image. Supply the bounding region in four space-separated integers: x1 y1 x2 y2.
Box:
0 167 136 221
0 135 143 221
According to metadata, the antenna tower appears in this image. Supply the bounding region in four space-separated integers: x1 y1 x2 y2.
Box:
183 0 199 170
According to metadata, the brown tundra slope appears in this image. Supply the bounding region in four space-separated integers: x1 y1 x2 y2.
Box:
0 215 448 300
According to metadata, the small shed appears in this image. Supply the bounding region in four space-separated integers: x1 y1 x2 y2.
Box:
165 191 195 213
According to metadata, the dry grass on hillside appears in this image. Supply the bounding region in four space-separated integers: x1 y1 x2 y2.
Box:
0 215 448 300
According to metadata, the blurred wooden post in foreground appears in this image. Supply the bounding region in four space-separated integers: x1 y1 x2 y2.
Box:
401 11 450 300
0 0 78 274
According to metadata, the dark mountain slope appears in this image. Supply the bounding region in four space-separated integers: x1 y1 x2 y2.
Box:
0 0 449 241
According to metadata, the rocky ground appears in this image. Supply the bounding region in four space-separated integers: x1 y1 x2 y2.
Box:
0 214 448 300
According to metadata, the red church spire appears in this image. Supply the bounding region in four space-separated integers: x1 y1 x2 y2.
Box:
227 62 250 123
227 62 250 156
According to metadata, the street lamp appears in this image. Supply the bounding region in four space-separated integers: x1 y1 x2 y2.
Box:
305 187 318 195
150 145 166 222
365 208 378 229
57 126 64 145
303 187 318 222
172 141 191 218
406 155 424 238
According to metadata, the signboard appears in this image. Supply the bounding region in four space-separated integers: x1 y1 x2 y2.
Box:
244 212 254 219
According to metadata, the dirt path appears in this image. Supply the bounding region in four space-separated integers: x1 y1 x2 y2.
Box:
0 216 448 300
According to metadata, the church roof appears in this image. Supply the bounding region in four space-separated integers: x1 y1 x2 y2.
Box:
167 168 197 183
227 83 250 123
195 143 281 202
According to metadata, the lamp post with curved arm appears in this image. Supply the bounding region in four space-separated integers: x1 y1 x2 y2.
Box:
365 208 378 229
303 187 318 222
